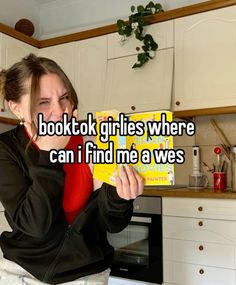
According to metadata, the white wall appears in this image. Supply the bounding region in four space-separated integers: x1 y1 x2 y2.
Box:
39 0 206 40
0 0 40 38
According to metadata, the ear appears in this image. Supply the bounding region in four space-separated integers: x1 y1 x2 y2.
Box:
8 100 23 119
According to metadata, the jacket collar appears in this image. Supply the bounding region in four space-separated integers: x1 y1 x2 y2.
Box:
14 124 40 161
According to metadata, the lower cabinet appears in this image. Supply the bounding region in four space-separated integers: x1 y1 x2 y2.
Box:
162 197 236 285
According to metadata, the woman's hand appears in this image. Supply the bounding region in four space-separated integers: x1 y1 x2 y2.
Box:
24 120 71 151
23 108 78 151
115 165 144 200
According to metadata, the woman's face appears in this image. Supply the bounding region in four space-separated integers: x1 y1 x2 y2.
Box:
8 73 74 131
17 73 73 127
34 73 73 124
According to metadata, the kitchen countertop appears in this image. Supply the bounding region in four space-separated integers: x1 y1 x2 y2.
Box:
142 186 236 199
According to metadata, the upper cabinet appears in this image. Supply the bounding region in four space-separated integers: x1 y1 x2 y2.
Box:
38 37 107 121
75 35 107 120
0 34 37 119
107 21 174 59
38 42 76 88
105 20 174 114
1 34 37 69
174 5 236 111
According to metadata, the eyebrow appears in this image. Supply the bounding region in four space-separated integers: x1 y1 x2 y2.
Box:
39 92 68 101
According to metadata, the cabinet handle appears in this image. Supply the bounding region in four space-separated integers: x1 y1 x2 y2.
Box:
199 269 204 274
198 206 203 212
198 221 203 226
131 106 136 111
199 245 204 251
0 108 5 112
175 101 180 106
136 47 140 51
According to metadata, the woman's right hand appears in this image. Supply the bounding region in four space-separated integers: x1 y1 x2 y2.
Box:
23 108 78 151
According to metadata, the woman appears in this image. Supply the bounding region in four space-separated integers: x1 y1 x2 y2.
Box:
0 54 143 284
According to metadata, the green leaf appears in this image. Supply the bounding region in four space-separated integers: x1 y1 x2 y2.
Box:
125 25 133 37
131 5 135 13
117 20 125 35
155 3 164 12
151 42 158 50
142 45 149 52
146 1 155 9
137 5 145 13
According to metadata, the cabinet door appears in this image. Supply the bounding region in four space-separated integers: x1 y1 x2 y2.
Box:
0 34 37 119
108 20 174 59
163 216 236 244
162 197 236 220
174 5 236 111
38 42 76 88
164 238 235 269
75 35 107 120
164 261 235 285
105 48 173 113
0 33 9 119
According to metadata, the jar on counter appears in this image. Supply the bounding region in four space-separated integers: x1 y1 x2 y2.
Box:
230 146 236 191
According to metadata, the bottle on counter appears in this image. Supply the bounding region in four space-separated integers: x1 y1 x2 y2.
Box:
230 146 236 191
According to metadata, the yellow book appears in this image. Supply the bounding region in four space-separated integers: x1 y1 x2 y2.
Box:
93 110 174 186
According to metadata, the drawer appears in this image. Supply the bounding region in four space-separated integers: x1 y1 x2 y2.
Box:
163 197 236 220
163 238 235 269
108 21 174 59
163 216 236 244
164 261 235 285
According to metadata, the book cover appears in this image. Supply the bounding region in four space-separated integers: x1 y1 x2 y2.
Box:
93 110 174 186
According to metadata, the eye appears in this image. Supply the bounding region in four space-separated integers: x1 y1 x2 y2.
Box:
39 101 49 106
60 94 69 101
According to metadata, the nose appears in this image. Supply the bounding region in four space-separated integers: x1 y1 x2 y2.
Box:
51 101 64 122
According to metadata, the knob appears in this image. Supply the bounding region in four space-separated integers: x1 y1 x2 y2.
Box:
136 47 140 51
199 269 204 274
175 101 180 106
198 221 203 227
1 108 5 112
199 245 204 251
198 206 203 212
131 106 136 111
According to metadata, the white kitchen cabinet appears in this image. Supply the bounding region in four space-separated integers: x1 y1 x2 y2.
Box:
75 35 107 120
164 261 235 285
163 197 236 285
105 21 174 114
108 21 174 59
108 276 158 285
0 33 9 119
0 34 37 119
174 5 236 111
1 34 37 69
38 42 76 89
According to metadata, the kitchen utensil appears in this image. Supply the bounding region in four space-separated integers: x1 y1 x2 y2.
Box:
213 172 226 192
192 146 201 175
189 173 208 189
214 146 222 172
210 119 231 148
189 146 208 189
230 145 236 192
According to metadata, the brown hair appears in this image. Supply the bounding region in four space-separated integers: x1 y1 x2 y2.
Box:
0 53 78 151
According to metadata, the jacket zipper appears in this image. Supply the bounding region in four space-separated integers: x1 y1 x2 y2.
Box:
42 224 72 282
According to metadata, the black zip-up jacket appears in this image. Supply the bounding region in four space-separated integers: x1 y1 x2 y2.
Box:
0 125 133 284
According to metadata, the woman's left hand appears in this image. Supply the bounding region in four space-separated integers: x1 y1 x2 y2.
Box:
115 165 144 200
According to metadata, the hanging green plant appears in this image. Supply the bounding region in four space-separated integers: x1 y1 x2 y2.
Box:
117 1 164 68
